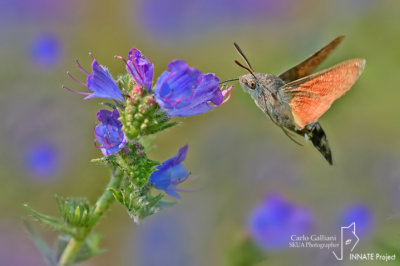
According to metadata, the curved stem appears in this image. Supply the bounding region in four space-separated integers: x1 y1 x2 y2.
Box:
58 170 123 266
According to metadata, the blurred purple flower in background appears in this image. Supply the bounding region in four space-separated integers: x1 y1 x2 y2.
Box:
137 0 291 40
24 141 61 180
150 145 190 198
154 60 232 117
248 193 315 250
117 48 154 92
339 204 374 237
29 33 62 69
65 58 124 102
131 212 191 266
1 0 81 22
95 109 127 156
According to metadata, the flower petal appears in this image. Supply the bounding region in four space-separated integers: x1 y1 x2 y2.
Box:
166 102 214 117
126 48 154 92
154 60 229 117
86 60 124 101
150 145 190 198
168 59 189 72
94 109 126 156
192 73 220 104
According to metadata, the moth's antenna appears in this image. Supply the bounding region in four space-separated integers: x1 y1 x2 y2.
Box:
220 78 239 84
235 60 256 79
233 42 254 71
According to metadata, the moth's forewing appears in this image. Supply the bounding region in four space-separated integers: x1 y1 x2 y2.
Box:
280 58 366 128
279 35 345 83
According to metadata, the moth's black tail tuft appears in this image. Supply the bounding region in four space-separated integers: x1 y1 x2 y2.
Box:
300 122 333 165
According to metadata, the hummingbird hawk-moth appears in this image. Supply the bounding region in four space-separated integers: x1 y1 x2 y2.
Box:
231 35 365 164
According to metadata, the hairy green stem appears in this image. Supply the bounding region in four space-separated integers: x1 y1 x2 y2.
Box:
58 170 123 266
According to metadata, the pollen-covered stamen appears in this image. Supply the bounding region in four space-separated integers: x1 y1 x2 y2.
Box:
115 55 135 79
75 59 89 75
88 52 95 61
222 86 233 104
67 71 87 86
130 56 143 81
64 59 90 95
62 85 90 96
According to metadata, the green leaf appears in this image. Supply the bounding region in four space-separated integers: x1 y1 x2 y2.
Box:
111 183 168 223
139 136 156 152
91 154 119 168
117 73 134 94
24 220 58 266
144 121 178 135
24 204 77 237
108 187 123 202
54 235 69 261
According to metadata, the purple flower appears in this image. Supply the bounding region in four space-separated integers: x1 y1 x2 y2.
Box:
116 48 154 92
339 204 373 237
24 141 61 180
132 212 192 266
150 145 190 198
64 56 124 102
154 60 232 117
94 109 127 156
137 0 291 41
248 194 314 250
29 33 62 68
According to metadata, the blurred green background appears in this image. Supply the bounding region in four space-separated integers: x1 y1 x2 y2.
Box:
1 0 400 265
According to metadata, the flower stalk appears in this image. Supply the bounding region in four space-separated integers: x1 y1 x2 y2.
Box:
58 169 123 266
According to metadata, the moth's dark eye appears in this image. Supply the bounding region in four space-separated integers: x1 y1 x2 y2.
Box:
248 80 256 89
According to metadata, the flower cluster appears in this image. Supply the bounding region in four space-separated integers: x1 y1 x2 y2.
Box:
26 46 232 265
65 48 231 199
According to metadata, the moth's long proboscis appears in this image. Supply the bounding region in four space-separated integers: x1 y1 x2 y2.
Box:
220 78 239 84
